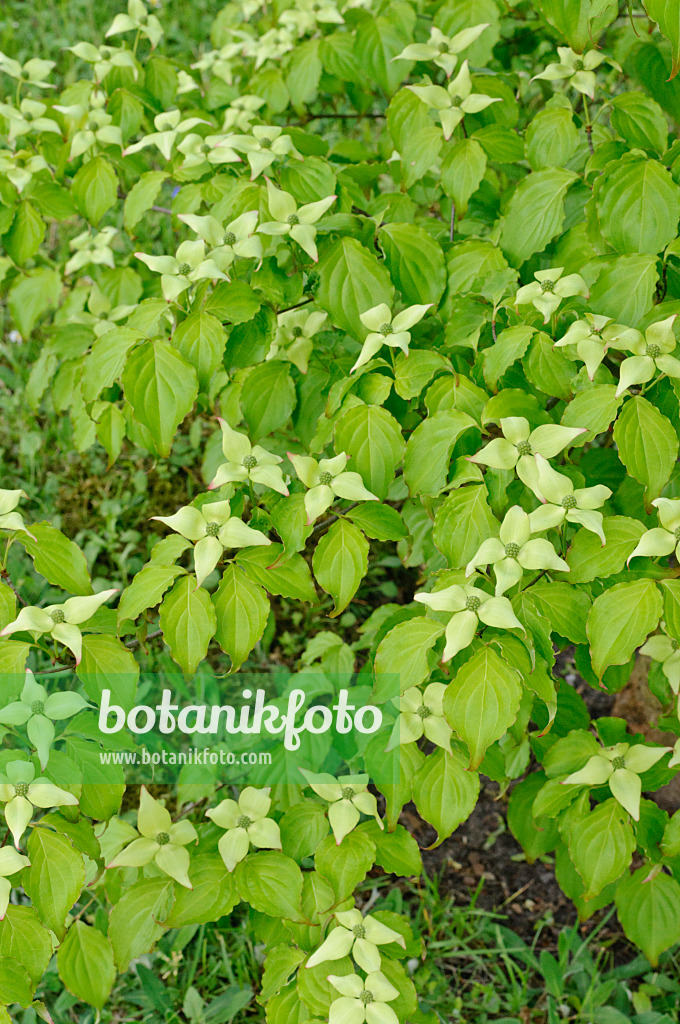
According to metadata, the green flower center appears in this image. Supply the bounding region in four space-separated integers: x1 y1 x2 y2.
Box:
177 262 192 275
319 471 333 486
287 213 299 226
505 542 520 558
31 700 45 715
341 786 355 800
223 231 237 245
205 521 220 537
87 120 99 132
674 527 680 542
573 59 585 71
465 595 481 612
417 704 432 719
516 440 532 457
156 832 170 846
672 638 679 651
541 280 556 293
611 756 626 771
237 815 253 829
243 454 257 469
259 136 273 149
562 495 577 510
379 323 393 336
23 111 33 121
353 924 366 938
14 782 29 798
438 42 450 53
50 609 65 623
292 326 304 338
450 95 462 106
360 991 375 1005
646 343 661 359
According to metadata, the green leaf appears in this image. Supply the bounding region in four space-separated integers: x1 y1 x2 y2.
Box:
317 237 394 337
123 339 198 458
173 311 227 391
117 563 185 625
531 582 590 644
314 830 376 900
642 0 680 78
433 485 498 569
561 385 622 444
561 515 646 583
613 396 678 502
109 879 175 971
159 575 216 675
379 222 446 305
587 580 663 680
394 350 450 400
610 92 669 154
2 201 44 264
659 579 680 640
72 156 118 224
81 326 141 403
0 583 15 631
235 851 304 922
412 747 480 847
0 956 33 1008
403 410 478 495
537 0 618 50
354 12 413 95
123 171 167 233
261 945 307 1003
569 799 635 900
286 38 322 107
507 773 559 863
443 647 523 769
357 821 422 876
616 866 680 966
312 519 368 617
524 332 576 402
334 404 404 500
588 255 658 326
165 855 239 927
279 801 330 862
7 267 61 339
482 326 534 391
596 155 680 255
77 634 140 713
374 617 444 702
0 906 52 985
525 99 580 171
57 922 116 1010
240 362 296 439
441 138 487 215
235 544 317 603
213 563 269 671
346 503 407 542
18 522 93 595
500 168 577 265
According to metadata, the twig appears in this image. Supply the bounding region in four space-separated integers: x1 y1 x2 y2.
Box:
0 568 26 606
33 629 165 675
277 296 314 315
295 112 385 126
152 205 173 215
449 201 456 242
313 502 360 533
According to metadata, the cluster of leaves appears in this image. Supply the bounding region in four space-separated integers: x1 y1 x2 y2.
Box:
4 0 680 1017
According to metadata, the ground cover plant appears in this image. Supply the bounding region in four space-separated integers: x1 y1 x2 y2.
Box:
2 0 680 1020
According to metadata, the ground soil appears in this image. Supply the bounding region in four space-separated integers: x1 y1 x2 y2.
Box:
399 653 680 960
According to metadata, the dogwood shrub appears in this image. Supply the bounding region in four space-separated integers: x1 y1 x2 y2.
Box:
1 0 680 1016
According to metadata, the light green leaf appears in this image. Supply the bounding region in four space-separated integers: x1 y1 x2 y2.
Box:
160 575 216 675
334 404 404 499
433 485 498 569
122 339 198 458
379 222 446 305
317 237 393 337
616 867 680 966
117 563 185 625
72 156 118 224
443 647 522 768
374 617 444 702
235 544 317 604
412 747 480 847
109 879 175 971
18 522 93 595
613 396 678 501
312 519 368 617
314 830 376 901
57 921 115 1010
240 362 296 440
235 851 304 922
569 799 635 900
213 563 269 671
500 168 577 265
123 171 167 233
587 580 663 680
403 410 478 495
77 634 140 714
441 138 487 215
173 311 227 391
